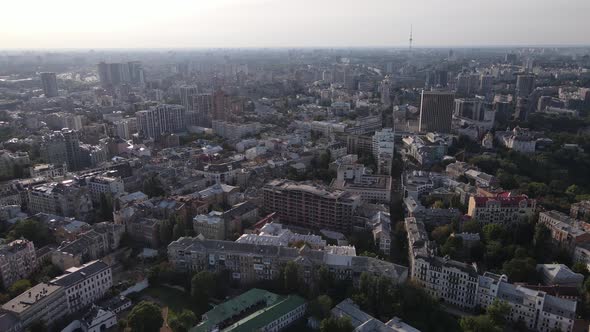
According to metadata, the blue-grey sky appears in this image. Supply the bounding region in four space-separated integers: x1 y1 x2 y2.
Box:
3 0 590 48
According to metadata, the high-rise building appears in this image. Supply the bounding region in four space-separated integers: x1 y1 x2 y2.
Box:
179 86 198 111
418 90 454 133
40 72 58 97
62 129 82 171
516 74 535 97
97 62 143 87
212 89 228 121
136 104 186 139
192 93 213 127
454 98 494 122
479 74 494 95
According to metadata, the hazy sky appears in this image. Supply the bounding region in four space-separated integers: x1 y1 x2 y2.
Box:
3 0 590 48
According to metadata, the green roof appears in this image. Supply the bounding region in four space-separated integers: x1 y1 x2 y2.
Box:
224 295 307 332
191 289 282 332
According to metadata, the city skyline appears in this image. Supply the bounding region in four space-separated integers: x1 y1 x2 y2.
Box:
3 0 590 49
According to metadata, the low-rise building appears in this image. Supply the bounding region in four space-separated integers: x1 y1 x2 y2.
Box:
192 288 306 332
536 264 584 288
332 163 391 204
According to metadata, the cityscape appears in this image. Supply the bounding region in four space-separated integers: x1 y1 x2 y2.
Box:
2 1 590 332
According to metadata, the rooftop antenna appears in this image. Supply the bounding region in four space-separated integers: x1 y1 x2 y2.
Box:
409 25 413 52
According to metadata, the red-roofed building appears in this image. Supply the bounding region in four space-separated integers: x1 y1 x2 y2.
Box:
467 192 535 224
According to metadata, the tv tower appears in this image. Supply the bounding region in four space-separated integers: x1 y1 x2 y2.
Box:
409 25 413 52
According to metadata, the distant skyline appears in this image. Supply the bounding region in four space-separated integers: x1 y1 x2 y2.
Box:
3 0 590 49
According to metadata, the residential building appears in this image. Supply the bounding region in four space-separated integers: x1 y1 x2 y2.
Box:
85 175 125 203
538 211 590 251
418 91 455 133
0 239 38 288
29 163 66 178
50 260 112 313
180 85 199 111
372 128 395 175
467 193 535 225
478 273 575 332
236 222 327 249
193 211 226 240
40 72 58 97
212 120 261 141
136 104 186 139
570 200 590 220
0 150 30 179
262 179 361 233
28 180 93 221
2 283 68 328
402 134 449 166
331 298 419 332
168 237 408 286
195 161 242 184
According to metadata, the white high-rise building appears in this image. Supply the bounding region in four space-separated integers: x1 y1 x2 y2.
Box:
136 104 186 139
372 128 395 175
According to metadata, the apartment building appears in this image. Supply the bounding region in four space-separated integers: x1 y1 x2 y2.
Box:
168 237 407 286
0 150 30 179
570 200 590 220
136 104 186 139
478 272 576 332
27 180 93 221
332 163 392 204
50 260 112 313
262 179 361 233
0 239 38 288
467 193 536 225
193 211 226 240
538 210 590 251
85 175 125 203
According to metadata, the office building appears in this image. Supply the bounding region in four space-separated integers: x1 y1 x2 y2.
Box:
136 104 186 139
418 91 454 133
262 179 361 233
40 72 58 97
2 283 68 328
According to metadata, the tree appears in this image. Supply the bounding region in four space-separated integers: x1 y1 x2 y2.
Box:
502 257 537 282
26 320 47 332
143 175 165 198
433 200 445 209
320 316 354 332
191 271 215 313
127 301 163 332
487 300 511 326
99 193 113 221
572 262 590 277
308 295 333 319
462 220 481 233
283 261 300 293
460 315 501 332
8 219 54 247
441 236 463 259
168 309 197 332
482 224 506 242
9 279 32 297
431 225 452 245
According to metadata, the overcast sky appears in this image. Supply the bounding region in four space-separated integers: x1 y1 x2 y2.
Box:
3 0 590 49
